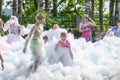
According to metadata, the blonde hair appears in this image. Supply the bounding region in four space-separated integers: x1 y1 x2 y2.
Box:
0 18 3 28
36 13 45 24
53 24 59 29
82 14 89 22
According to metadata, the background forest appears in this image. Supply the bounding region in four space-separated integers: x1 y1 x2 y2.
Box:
0 0 120 32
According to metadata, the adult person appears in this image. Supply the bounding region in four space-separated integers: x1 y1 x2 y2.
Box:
79 14 96 42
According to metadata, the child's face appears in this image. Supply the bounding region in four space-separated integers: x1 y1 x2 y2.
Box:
117 22 120 28
37 18 45 24
61 36 66 41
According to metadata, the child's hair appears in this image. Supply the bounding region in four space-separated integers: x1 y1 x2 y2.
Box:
0 18 3 28
61 32 67 38
43 35 48 43
117 20 120 23
68 28 73 33
53 24 59 29
36 13 45 23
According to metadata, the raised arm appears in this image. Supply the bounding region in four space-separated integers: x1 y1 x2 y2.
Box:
23 25 36 53
88 17 96 27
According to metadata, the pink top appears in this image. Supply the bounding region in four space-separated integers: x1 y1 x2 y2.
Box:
82 25 91 42
55 40 71 50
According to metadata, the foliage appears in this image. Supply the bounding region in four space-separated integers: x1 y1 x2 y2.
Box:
3 0 110 31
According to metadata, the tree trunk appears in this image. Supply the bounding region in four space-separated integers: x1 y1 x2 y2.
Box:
109 0 115 26
53 0 57 16
45 0 50 13
85 0 91 15
13 0 18 16
34 0 38 10
38 0 43 12
91 0 94 19
115 0 119 23
0 0 2 17
18 0 22 16
99 0 103 31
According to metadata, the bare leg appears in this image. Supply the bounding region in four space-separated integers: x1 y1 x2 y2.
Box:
32 58 41 73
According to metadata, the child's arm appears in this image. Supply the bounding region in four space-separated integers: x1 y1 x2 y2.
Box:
65 40 70 48
65 40 73 59
69 48 73 59
23 25 36 53
0 54 4 70
55 41 61 51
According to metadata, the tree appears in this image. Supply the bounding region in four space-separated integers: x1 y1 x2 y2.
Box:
85 0 91 15
53 0 57 16
99 0 103 31
45 0 50 13
38 0 43 12
0 0 2 17
109 0 115 26
33 0 38 10
18 0 22 16
91 0 94 19
115 0 119 22
13 0 18 16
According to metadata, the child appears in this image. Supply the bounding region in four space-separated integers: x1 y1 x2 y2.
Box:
3 16 25 44
48 32 73 66
43 35 49 44
23 13 46 72
47 24 67 42
0 54 4 70
106 20 120 37
114 20 120 37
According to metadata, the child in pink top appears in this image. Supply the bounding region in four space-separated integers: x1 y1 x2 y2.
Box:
48 32 73 66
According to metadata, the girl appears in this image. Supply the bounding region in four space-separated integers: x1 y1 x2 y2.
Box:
79 14 96 42
3 16 24 44
48 32 73 66
23 13 46 72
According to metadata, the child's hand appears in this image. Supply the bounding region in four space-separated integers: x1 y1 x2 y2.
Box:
1 63 4 70
23 47 26 53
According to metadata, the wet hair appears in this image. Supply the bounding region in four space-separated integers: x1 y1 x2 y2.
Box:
60 32 67 38
43 35 48 43
36 13 45 23
0 18 3 28
53 24 59 29
117 20 120 23
10 16 19 23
